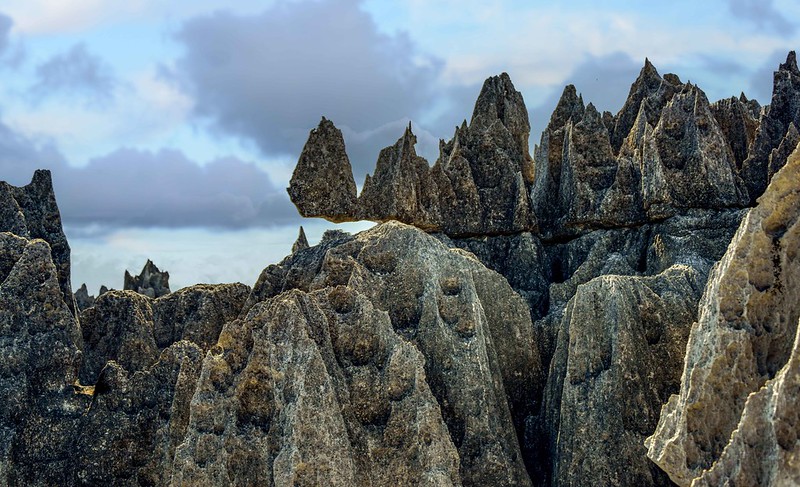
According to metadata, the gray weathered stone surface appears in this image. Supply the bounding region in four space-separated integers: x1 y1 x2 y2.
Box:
0 232 87 486
542 265 705 486
124 259 171 298
74 282 95 311
173 288 461 486
288 117 359 221
73 341 204 486
288 74 537 236
234 221 543 485
646 144 800 485
742 51 800 202
0 170 75 315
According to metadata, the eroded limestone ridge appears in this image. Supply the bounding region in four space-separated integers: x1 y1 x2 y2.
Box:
288 52 800 239
646 143 800 486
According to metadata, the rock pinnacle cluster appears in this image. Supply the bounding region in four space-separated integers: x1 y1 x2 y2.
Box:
2 51 800 486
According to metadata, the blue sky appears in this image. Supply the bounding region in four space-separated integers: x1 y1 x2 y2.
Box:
1 0 798 292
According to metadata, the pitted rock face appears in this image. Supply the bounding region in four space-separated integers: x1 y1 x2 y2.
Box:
646 144 800 485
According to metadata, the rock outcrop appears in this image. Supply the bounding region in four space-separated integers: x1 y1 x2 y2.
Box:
289 73 537 236
228 222 543 485
74 282 95 310
4 50 800 487
646 144 800 485
287 117 359 221
124 259 171 298
0 170 75 315
742 51 800 202
0 233 87 485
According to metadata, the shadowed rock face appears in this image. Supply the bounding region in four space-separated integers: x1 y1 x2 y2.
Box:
742 51 800 203
0 170 75 316
288 117 358 222
289 73 537 236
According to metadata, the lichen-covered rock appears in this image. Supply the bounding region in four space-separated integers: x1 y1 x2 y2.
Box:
288 117 359 221
646 144 800 485
209 222 543 485
288 74 537 236
0 233 87 486
742 51 800 202
641 83 749 217
359 124 442 230
0 170 75 315
79 290 160 383
124 259 171 298
152 282 249 350
73 341 204 486
541 265 705 486
172 288 461 486
81 282 249 383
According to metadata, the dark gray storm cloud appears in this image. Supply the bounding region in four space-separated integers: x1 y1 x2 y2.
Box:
29 43 117 105
171 0 444 180
528 52 644 144
0 118 299 231
727 0 795 35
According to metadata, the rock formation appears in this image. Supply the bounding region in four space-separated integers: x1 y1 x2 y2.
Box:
3 50 800 486
646 144 800 485
742 51 800 202
287 117 358 221
124 259 171 298
74 282 95 310
289 73 537 236
0 170 75 315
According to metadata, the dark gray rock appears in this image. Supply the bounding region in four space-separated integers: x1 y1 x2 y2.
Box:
73 341 204 486
359 123 441 230
0 233 87 486
291 225 309 254
173 288 461 486
152 282 249 350
710 93 761 171
288 74 537 236
742 51 800 202
124 259 171 298
74 282 95 311
0 170 75 316
288 117 359 221
542 265 705 486
211 222 543 485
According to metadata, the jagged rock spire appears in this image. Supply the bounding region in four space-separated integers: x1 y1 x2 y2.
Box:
611 58 682 153
741 50 800 202
124 259 170 298
291 226 309 253
288 117 358 222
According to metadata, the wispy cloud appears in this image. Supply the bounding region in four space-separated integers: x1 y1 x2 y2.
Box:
29 42 117 106
727 0 796 35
